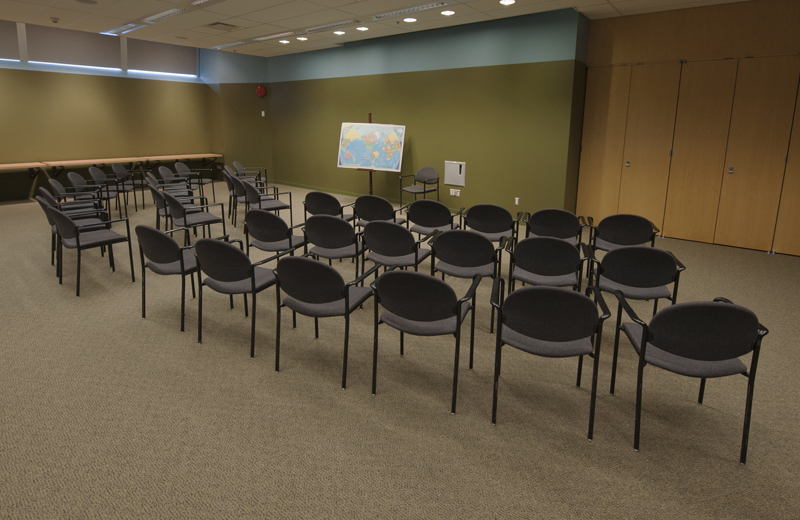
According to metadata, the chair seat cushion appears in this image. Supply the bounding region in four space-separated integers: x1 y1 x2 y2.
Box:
598 277 671 301
367 248 431 267
357 217 406 227
528 231 578 246
380 302 470 336
250 235 306 253
252 197 290 211
176 211 222 228
62 229 128 249
203 266 275 295
502 326 593 358
410 223 459 236
402 185 436 194
310 242 363 260
594 237 649 252
147 249 197 275
622 323 747 378
435 260 495 279
513 267 577 288
470 228 513 243
284 285 373 317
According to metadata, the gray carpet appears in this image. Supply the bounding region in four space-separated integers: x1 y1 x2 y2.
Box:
2 185 798 519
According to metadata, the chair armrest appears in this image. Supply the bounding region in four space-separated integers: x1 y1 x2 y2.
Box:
614 290 647 327
252 245 299 267
490 276 505 310
650 220 660 234
458 274 483 308
399 174 415 180
580 242 594 261
163 227 189 235
369 265 398 291
585 286 611 320
578 215 588 227
426 229 442 244
671 252 686 271
398 202 411 213
415 231 437 246
348 263 381 289
452 207 465 217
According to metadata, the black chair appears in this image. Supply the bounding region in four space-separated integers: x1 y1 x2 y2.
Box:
464 203 520 278
146 171 192 196
175 161 215 202
490 281 611 439
196 238 283 357
400 166 439 204
68 170 123 219
244 209 306 257
47 177 99 206
46 206 134 296
405 199 462 237
111 163 143 211
304 191 354 222
242 180 293 227
39 185 102 215
354 194 406 228
233 160 266 182
35 194 106 269
162 190 226 242
304 215 363 278
371 270 481 413
525 208 587 246
361 221 432 272
508 237 589 292
614 295 768 464
88 166 125 218
590 213 659 252
135 225 197 332
591 246 685 395
274 255 377 388
430 229 502 334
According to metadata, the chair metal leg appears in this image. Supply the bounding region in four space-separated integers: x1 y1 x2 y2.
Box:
275 290 282 371
180 273 186 332
576 355 584 386
315 317 319 338
451 328 461 414
342 313 350 389
740 372 757 465
588 338 602 441
198 280 203 343
698 378 706 404
634 359 646 451
250 291 257 358
400 331 404 356
491 341 503 424
142 266 147 319
469 295 476 370
76 249 82 296
372 296 380 394
610 302 624 395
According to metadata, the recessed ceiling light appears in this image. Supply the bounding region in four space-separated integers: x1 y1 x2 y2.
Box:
279 40 290 44
334 31 345 35
297 37 308 41
403 17 417 22
356 26 369 31
499 0 515 5
441 10 455 16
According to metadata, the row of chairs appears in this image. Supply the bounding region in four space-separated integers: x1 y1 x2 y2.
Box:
36 175 767 464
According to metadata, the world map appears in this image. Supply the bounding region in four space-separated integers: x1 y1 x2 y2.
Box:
337 123 406 172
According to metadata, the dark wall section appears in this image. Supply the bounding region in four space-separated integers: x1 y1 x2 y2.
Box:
269 60 584 213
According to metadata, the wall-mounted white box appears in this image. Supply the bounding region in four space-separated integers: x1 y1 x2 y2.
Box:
444 161 465 187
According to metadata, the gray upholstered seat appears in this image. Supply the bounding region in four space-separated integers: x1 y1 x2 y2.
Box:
162 190 226 241
304 215 362 279
35 194 105 268
243 181 293 226
196 238 280 358
464 204 517 245
135 225 198 331
590 213 658 252
400 166 439 204
406 199 460 238
613 295 768 464
175 161 215 202
372 270 480 414
511 267 578 290
274 255 377 389
490 282 610 440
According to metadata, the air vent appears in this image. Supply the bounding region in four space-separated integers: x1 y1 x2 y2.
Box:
142 9 186 24
205 22 243 32
306 20 359 33
372 2 447 20
253 31 295 41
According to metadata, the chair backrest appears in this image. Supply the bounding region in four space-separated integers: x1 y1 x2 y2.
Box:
305 215 354 249
232 161 246 173
135 225 181 264
67 171 88 189
243 180 267 204
161 190 186 219
465 204 512 234
45 206 78 239
407 199 452 228
111 163 130 180
364 221 415 257
158 166 177 181
432 229 495 268
147 184 168 211
145 171 160 185
35 195 57 226
38 188 59 207
245 210 290 243
502 286 598 342
596 214 655 247
87 166 106 184
527 209 580 241
229 174 248 197
648 301 760 361
600 246 678 288
48 178 67 197
376 270 456 322
195 239 252 282
415 167 439 184
354 195 394 222
224 164 236 176
513 237 580 277
221 170 235 192
305 191 342 216
174 162 191 173
276 256 345 303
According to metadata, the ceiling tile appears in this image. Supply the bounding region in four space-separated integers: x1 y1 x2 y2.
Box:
96 0 178 21
224 23 290 39
156 9 230 29
337 0 428 17
63 14 130 32
242 1 329 23
0 0 45 21
152 29 216 43
202 0 294 17
21 6 90 26
48 0 120 14
274 8 357 30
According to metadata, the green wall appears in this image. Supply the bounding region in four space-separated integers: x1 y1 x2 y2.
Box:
268 60 585 213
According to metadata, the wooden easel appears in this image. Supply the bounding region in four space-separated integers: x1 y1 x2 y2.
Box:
357 112 375 194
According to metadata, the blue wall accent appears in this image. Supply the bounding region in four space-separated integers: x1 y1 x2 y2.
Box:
198 49 270 88
265 9 588 83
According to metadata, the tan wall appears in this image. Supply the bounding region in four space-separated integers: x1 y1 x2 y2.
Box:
268 60 585 214
218 83 273 178
588 0 800 67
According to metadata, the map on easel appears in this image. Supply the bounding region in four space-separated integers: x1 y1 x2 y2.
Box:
337 122 405 172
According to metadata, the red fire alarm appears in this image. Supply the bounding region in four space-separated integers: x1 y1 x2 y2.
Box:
256 86 266 97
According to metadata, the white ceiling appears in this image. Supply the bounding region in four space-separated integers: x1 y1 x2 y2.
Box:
0 0 751 58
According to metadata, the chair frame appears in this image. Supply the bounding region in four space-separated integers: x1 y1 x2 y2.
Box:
400 166 440 205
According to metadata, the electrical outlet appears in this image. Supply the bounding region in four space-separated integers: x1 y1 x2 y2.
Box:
455 190 461 197
449 189 455 196
514 197 519 205
261 111 265 117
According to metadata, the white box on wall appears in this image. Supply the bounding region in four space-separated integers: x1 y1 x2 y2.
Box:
444 161 465 187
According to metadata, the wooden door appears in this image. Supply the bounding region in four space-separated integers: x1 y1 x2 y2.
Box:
662 59 738 243
772 86 800 255
617 62 681 230
575 65 631 222
714 56 800 251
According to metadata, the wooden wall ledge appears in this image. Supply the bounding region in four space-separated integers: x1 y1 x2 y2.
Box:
0 154 223 178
